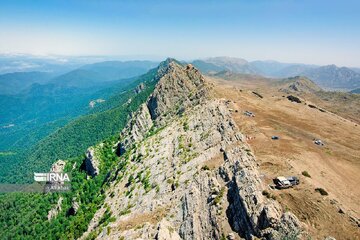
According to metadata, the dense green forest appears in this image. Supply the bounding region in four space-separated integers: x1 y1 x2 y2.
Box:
0 76 136 151
0 138 124 239
0 69 157 183
0 60 156 152
0 67 159 239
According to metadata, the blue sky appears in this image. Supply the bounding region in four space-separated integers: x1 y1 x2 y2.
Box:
0 0 359 67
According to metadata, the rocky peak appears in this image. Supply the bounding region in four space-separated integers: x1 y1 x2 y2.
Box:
154 58 182 79
118 58 210 154
147 58 209 121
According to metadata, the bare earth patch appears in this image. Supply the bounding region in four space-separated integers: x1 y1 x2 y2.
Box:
210 75 360 239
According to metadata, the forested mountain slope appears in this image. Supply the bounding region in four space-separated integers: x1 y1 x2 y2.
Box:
0 59 168 239
0 68 158 183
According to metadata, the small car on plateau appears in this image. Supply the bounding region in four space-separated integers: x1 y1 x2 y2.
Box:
314 139 324 146
273 176 299 189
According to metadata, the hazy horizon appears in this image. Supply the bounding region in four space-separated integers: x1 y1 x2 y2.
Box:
1 0 360 67
1 53 359 69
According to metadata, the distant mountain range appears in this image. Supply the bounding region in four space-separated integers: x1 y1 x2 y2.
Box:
192 57 360 90
200 56 258 74
48 60 157 88
300 65 360 90
250 60 295 76
1 55 359 92
0 71 54 95
0 60 158 94
193 57 258 75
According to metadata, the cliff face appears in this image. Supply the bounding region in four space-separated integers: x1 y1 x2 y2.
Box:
81 59 304 240
118 59 210 155
118 103 154 154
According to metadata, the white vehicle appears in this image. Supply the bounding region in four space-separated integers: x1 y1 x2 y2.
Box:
314 139 324 146
273 176 300 189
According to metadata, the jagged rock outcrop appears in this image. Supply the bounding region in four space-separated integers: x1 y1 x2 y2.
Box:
118 103 153 155
85 147 100 177
179 172 223 239
48 197 63 221
72 200 80 215
147 61 209 121
51 159 66 172
222 147 302 239
81 59 305 240
134 83 145 94
67 198 80 216
118 59 210 156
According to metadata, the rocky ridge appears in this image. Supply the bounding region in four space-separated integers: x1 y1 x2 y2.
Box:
80 59 305 240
